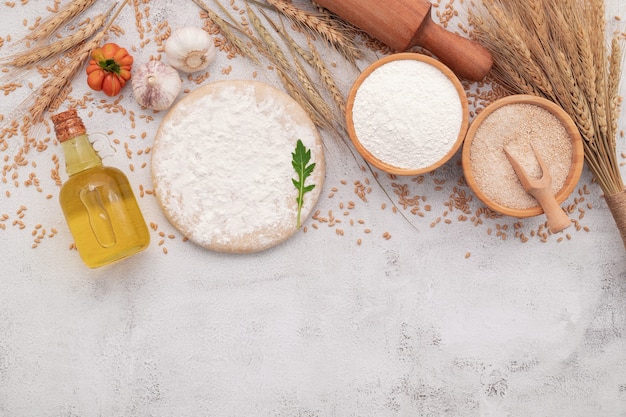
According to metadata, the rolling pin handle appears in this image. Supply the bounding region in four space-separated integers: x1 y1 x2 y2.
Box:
411 15 493 81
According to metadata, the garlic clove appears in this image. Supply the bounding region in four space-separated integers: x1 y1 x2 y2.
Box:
132 60 182 111
165 27 216 74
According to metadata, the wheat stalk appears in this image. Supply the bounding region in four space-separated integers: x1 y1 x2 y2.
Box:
192 0 261 64
258 10 347 128
470 0 625 216
473 4 555 100
608 37 622 138
25 0 99 43
263 0 361 64
276 68 329 130
245 3 290 72
15 0 128 127
261 10 315 66
306 37 345 117
6 5 113 68
265 12 345 121
292 53 335 127
202 0 345 133
28 38 100 124
526 0 548 37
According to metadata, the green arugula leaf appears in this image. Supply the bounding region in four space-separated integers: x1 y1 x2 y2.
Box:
292 139 316 229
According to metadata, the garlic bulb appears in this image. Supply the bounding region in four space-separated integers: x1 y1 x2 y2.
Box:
132 60 182 111
165 27 216 73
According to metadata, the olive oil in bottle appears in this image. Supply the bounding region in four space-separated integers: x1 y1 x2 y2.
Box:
52 109 150 268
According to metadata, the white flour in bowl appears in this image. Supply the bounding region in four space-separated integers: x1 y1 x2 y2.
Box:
351 59 464 170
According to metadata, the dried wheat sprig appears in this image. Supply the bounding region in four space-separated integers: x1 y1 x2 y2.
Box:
25 0 99 42
192 0 261 64
277 68 330 130
554 48 598 147
263 0 361 64
575 7 598 106
602 37 623 192
245 3 290 72
588 0 607 64
586 1 611 130
488 61 543 98
292 54 335 127
470 0 623 197
608 37 622 137
209 0 343 133
476 4 555 99
10 0 128 129
261 11 345 118
265 12 337 130
286 34 314 67
260 8 315 66
6 6 113 68
311 1 364 41
28 36 101 124
526 0 548 38
306 38 345 117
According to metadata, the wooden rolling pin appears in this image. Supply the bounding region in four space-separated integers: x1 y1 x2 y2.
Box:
314 0 493 81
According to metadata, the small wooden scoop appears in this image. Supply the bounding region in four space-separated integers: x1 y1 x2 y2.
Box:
504 144 571 233
313 0 493 81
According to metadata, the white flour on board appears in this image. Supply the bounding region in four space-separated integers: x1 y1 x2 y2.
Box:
152 82 322 250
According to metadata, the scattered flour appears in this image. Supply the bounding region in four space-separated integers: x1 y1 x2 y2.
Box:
151 81 323 252
350 58 464 170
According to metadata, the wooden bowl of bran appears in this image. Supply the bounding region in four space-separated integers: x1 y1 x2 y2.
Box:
462 94 584 218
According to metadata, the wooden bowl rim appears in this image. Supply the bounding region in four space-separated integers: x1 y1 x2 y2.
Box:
345 52 469 176
461 94 585 218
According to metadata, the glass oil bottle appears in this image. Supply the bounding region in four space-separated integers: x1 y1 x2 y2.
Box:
52 109 150 268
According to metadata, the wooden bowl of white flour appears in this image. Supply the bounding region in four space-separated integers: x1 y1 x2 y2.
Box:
346 53 469 175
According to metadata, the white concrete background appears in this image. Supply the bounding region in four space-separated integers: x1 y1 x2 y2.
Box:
1 1 625 416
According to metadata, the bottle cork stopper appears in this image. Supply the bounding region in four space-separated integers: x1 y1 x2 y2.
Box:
51 109 87 143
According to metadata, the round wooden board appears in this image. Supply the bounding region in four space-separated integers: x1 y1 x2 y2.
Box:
151 80 325 253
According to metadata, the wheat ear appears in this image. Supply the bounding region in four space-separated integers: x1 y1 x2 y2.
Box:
306 38 346 117
24 0 128 125
192 0 261 64
470 0 623 196
277 68 330 130
245 3 290 72
28 42 98 124
258 11 346 128
25 0 99 43
263 0 360 64
7 5 114 68
607 37 622 139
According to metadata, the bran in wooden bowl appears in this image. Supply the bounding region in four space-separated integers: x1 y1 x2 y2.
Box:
462 94 584 218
